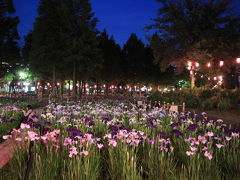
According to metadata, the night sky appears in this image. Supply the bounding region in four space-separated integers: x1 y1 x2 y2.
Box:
13 0 160 47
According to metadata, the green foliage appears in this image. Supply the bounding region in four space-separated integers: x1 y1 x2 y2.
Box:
182 91 199 108
0 0 20 78
217 99 231 112
0 111 23 142
148 91 162 103
148 0 240 75
199 89 216 100
201 99 215 111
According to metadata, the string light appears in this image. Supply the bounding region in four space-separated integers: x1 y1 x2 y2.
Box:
220 61 224 67
207 62 211 67
237 58 240 64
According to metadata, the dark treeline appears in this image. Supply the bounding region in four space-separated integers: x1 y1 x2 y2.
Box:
1 0 240 95
1 0 182 97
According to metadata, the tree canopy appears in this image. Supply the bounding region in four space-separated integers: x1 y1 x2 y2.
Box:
148 0 240 74
0 0 20 78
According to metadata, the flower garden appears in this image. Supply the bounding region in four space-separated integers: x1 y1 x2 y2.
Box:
0 99 239 180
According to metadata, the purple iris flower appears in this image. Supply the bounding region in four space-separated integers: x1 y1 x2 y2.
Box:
43 128 51 133
31 114 38 119
111 132 117 136
197 130 204 134
187 124 198 131
67 128 76 132
150 125 157 129
85 118 92 123
179 114 186 120
109 126 118 131
170 122 181 127
171 129 184 136
34 124 41 129
159 132 167 137
89 121 95 127
119 126 127 130
44 121 53 126
73 130 81 136
87 131 94 135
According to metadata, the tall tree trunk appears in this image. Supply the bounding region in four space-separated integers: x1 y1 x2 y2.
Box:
106 83 109 96
83 80 86 96
68 80 71 96
191 75 196 89
72 62 77 97
35 82 38 95
52 65 56 96
78 80 82 97
60 79 64 99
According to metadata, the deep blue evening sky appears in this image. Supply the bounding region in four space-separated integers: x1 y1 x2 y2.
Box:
13 0 160 46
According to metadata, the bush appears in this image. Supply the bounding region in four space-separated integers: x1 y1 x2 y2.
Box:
199 89 217 100
148 91 163 103
201 99 214 111
217 99 231 112
182 92 199 108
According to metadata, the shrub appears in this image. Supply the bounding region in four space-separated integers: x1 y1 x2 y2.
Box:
148 91 163 103
182 92 199 108
217 99 231 112
199 89 216 100
201 99 214 111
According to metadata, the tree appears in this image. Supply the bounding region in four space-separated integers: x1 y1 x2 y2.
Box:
98 29 122 93
59 0 103 97
0 0 20 78
25 0 103 97
148 0 240 88
122 34 148 83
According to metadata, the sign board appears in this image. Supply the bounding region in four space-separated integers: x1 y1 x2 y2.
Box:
169 105 178 112
137 101 143 106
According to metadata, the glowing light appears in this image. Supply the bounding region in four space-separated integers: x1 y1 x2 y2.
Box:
17 82 21 86
220 61 224 67
237 58 240 64
201 75 204 78
207 62 211 67
23 82 30 86
213 77 217 80
37 82 40 86
103 84 106 88
190 70 193 75
94 85 97 88
195 62 199 67
47 83 50 86
76 83 79 87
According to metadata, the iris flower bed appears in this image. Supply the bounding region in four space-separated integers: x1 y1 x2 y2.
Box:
0 106 23 142
1 100 240 179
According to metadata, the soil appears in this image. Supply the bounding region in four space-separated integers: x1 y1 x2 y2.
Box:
0 139 15 168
